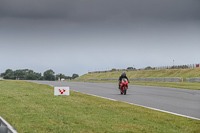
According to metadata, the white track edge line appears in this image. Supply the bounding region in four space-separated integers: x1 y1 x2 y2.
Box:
72 90 200 121
0 116 18 133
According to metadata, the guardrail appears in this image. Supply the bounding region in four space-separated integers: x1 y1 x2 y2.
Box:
186 77 200 82
0 116 17 133
130 77 183 82
74 79 99 81
101 78 118 81
74 78 183 82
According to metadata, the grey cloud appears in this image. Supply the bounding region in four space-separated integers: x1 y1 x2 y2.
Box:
0 0 199 21
0 0 71 18
1 0 200 76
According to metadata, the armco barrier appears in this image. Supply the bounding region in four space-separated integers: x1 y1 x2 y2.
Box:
73 79 99 81
130 77 183 82
0 116 17 133
101 78 118 81
85 79 99 81
77 78 183 82
186 77 200 82
99 78 183 82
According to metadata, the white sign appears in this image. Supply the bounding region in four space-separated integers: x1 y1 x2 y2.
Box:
54 87 69 96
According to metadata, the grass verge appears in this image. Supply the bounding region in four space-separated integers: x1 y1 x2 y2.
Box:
0 80 199 133
79 68 200 81
76 67 200 90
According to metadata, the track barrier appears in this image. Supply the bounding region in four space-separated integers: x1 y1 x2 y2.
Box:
186 77 200 82
75 78 184 82
130 77 183 82
0 116 17 133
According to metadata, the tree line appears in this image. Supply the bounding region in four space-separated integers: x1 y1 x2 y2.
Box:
0 69 79 81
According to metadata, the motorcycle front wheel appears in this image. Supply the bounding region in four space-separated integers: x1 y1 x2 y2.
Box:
124 87 127 95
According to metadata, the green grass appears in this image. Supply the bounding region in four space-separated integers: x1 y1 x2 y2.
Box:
79 67 200 80
76 67 200 90
0 80 200 133
132 81 200 90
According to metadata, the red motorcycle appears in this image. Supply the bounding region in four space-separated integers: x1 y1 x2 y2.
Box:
120 78 129 95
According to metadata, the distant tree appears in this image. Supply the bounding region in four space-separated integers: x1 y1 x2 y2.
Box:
1 69 15 79
1 69 42 80
43 69 55 81
145 66 153 70
56 73 67 80
111 68 116 71
14 69 28 79
127 67 136 70
24 72 42 80
72 73 79 79
127 67 133 69
65 76 72 80
13 69 40 80
38 76 44 80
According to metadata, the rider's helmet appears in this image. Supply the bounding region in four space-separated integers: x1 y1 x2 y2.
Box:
122 72 126 76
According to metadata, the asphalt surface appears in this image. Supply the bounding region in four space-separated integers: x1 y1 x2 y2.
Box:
27 80 200 120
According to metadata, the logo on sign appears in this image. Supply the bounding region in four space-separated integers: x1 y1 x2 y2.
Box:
54 87 69 96
59 89 66 94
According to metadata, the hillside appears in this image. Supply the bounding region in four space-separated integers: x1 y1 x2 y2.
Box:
78 67 200 81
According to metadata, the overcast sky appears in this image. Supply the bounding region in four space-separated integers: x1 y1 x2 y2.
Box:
1 0 200 76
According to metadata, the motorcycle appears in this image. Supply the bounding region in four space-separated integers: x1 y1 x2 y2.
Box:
119 78 128 95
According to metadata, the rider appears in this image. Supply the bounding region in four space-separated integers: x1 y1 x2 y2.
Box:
118 72 130 89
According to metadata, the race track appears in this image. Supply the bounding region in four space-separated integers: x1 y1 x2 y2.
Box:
27 80 200 120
